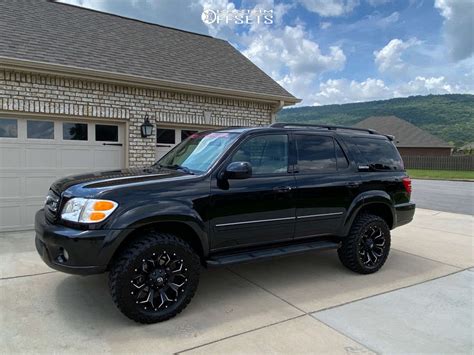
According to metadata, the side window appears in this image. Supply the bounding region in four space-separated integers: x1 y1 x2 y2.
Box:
353 137 403 170
231 134 288 175
335 141 349 169
295 135 336 172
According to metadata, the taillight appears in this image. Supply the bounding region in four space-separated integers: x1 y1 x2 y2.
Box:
402 177 412 196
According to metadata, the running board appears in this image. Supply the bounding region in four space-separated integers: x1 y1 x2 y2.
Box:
206 240 341 267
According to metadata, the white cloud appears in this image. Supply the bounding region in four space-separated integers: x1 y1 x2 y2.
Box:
394 76 458 96
309 75 472 106
243 25 346 77
434 0 474 61
366 0 391 6
374 38 420 72
320 21 332 29
312 78 391 105
298 0 359 17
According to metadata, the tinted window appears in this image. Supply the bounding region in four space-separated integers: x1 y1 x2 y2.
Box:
0 118 17 138
27 120 54 139
335 141 349 169
353 137 403 170
96 124 118 142
63 123 88 140
181 130 198 141
232 134 288 175
157 128 175 144
296 135 336 172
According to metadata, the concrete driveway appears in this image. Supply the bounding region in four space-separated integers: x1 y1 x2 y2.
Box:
1 209 473 354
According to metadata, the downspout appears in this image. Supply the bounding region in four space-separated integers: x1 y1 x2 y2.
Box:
270 100 285 123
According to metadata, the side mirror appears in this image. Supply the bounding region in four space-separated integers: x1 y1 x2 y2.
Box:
225 161 252 179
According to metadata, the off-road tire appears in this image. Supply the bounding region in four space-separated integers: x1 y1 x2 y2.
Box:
109 232 200 323
338 213 391 274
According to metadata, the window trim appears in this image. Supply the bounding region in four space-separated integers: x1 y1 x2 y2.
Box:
223 132 292 177
95 123 119 142
26 119 55 140
293 132 339 175
156 128 176 145
62 122 89 141
0 118 18 139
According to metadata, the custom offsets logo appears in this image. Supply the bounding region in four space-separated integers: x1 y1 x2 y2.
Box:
201 8 273 25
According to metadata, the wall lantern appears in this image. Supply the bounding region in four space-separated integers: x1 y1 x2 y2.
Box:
140 114 154 138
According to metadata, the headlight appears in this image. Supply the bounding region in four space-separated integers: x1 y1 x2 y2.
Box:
61 198 118 223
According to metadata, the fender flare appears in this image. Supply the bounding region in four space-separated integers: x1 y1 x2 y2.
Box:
340 191 395 236
106 201 209 259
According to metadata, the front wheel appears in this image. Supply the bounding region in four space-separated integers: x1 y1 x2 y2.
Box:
109 232 201 323
338 213 391 274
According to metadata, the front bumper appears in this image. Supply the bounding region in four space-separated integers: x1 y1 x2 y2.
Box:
35 209 124 275
394 202 416 228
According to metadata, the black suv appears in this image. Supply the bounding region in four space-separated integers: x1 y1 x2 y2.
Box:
35 123 415 323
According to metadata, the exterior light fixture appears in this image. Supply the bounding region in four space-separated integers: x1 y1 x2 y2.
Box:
140 114 154 138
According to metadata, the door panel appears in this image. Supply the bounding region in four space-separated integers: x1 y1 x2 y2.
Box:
210 133 296 250
293 134 357 238
210 175 296 249
294 173 358 238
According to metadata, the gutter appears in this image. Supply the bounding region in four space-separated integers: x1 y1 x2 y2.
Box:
0 56 301 105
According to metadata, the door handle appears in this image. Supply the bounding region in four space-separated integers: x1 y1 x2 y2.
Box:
346 182 360 188
273 186 292 193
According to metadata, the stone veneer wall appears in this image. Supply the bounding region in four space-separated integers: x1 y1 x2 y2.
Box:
0 69 275 166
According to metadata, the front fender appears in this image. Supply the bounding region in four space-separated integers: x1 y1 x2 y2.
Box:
108 201 209 257
340 191 395 236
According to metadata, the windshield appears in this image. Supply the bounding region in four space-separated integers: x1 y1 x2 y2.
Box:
157 131 239 173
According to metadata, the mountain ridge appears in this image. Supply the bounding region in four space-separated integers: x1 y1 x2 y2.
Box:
277 94 474 147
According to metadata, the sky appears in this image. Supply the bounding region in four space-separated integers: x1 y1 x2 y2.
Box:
61 0 474 106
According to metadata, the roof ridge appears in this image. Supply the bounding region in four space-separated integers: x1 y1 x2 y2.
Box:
50 0 218 40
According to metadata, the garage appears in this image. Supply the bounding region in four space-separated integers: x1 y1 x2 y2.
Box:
0 117 126 231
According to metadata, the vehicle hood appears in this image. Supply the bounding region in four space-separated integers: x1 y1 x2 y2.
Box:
50 167 189 194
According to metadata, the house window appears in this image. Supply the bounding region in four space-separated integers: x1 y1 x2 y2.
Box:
63 123 88 141
181 130 198 141
157 128 175 144
0 118 18 138
27 120 54 139
96 124 118 142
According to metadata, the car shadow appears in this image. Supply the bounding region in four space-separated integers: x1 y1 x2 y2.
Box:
53 248 444 338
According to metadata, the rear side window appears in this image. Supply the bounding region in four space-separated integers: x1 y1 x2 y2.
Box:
353 137 403 170
295 135 336 172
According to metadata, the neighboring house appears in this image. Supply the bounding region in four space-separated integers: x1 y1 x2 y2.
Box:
354 116 452 157
0 0 298 231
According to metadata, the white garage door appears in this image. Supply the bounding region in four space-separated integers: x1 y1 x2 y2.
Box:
0 117 126 231
156 126 201 159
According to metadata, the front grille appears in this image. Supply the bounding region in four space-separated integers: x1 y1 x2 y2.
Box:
44 189 61 223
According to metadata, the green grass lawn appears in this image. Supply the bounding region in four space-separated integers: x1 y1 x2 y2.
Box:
407 169 474 180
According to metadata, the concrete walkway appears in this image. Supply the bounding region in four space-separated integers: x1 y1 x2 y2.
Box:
0 209 472 354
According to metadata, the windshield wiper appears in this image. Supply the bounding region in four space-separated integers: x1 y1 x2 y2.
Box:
164 164 195 175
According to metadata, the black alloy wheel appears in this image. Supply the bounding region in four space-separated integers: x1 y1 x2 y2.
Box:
338 213 391 274
109 232 200 323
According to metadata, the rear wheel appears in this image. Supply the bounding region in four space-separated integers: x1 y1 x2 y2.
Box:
109 232 200 323
338 213 391 274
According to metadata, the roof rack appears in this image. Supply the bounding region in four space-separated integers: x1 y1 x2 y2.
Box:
270 122 380 135
270 123 395 141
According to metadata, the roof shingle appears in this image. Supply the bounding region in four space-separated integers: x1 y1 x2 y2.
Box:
354 116 452 148
0 0 297 102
